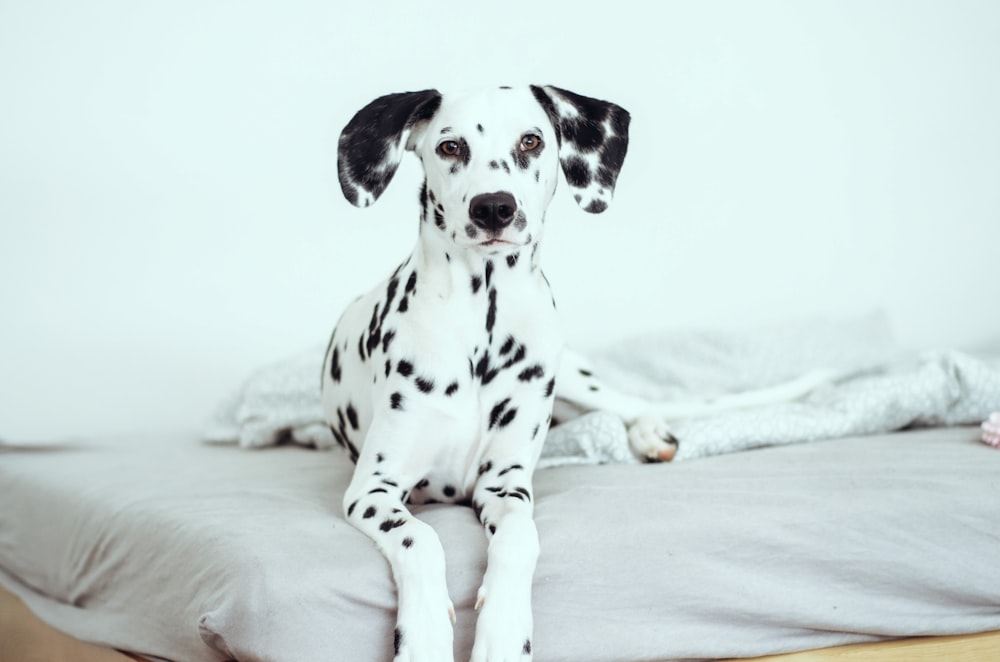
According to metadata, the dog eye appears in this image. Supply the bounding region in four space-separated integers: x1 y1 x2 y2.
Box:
519 134 542 152
437 140 461 157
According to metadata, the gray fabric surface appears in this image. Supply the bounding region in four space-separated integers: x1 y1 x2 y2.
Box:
2 426 999 662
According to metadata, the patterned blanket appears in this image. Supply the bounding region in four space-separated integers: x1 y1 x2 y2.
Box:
203 315 1000 465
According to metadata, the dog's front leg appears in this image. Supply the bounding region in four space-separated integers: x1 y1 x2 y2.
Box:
469 419 548 661
342 419 455 662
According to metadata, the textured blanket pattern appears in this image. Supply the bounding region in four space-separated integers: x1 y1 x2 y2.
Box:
203 316 1000 464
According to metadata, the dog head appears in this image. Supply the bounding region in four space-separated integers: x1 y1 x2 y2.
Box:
337 86 630 255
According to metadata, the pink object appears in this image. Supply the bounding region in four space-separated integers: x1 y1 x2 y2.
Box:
981 412 1000 448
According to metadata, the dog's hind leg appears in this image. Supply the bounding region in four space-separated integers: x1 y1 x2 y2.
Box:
554 348 834 462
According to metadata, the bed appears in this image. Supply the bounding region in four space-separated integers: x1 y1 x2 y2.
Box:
3 322 1000 662
2 423 999 662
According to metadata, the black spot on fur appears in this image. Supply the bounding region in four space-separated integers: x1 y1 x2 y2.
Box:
346 404 359 430
394 628 403 656
476 351 500 386
390 392 404 410
499 335 516 355
415 376 434 393
402 537 414 548
434 208 446 229
486 288 497 333
347 500 358 517
518 364 544 381
502 344 526 370
563 156 591 188
477 123 484 133
471 275 482 293
415 478 430 489
478 460 493 475
381 279 399 326
329 347 342 382
579 368 593 376
376 453 385 462
489 398 512 430
397 297 409 313
485 260 494 287
489 160 500 170
363 506 376 519
382 329 396 352
523 639 532 655
545 377 555 397
511 148 531 171
379 517 406 532
466 224 478 238
498 463 524 477
443 485 456 498
507 253 519 268
499 408 517 429
445 381 459 396
366 326 382 358
489 524 497 534
368 487 388 495
405 271 417 294
385 359 392 377
397 360 414 377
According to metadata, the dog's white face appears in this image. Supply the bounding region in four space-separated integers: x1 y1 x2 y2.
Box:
336 85 630 260
410 88 560 256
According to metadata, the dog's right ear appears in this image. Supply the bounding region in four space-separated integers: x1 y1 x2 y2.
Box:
338 90 442 207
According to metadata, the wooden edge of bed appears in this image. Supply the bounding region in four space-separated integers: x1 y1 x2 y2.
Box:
723 629 1000 661
0 585 139 662
4 584 998 662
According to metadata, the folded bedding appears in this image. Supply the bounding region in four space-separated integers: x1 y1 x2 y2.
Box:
2 426 999 662
203 316 1000 464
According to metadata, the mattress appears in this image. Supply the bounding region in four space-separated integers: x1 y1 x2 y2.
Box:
2 426 999 662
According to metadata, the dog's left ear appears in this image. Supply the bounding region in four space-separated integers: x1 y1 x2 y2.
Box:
338 89 443 207
530 85 630 214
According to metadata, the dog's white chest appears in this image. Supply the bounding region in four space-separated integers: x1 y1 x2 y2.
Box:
321 250 560 499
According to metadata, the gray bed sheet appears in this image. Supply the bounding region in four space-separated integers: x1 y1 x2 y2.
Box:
1 426 998 662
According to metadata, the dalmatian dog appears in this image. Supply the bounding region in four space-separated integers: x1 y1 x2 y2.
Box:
322 85 824 661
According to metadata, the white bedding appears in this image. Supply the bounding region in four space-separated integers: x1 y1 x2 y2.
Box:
203 316 1000 464
2 426 999 662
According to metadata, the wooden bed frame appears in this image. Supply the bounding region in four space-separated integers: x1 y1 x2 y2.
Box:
3 585 997 661
730 629 1000 661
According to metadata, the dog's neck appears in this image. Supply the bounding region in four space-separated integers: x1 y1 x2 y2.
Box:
411 222 546 302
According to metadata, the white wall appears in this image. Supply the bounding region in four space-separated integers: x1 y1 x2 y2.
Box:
2 0 998 440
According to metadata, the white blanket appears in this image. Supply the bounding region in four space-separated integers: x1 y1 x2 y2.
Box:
202 315 1000 463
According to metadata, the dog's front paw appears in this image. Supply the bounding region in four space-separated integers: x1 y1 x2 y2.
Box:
470 584 532 662
393 604 455 662
627 415 680 462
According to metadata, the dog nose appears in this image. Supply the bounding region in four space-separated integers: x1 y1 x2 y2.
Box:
469 192 517 232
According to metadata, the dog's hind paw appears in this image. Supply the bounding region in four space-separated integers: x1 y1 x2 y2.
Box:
627 415 680 462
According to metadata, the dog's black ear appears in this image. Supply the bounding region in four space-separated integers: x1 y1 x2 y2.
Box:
530 85 630 214
338 90 442 207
